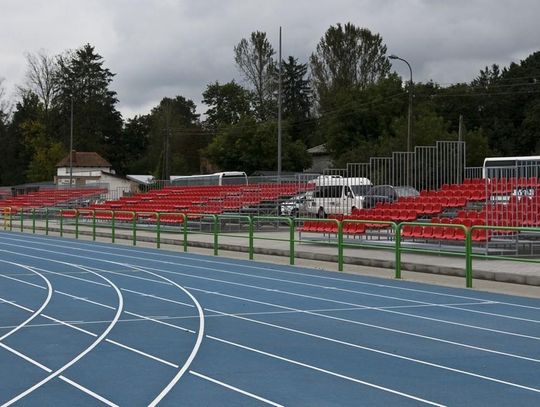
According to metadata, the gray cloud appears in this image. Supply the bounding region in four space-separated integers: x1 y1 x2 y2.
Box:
1 0 539 119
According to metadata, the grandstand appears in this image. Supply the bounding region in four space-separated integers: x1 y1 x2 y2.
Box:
83 183 314 223
0 188 107 212
300 176 540 245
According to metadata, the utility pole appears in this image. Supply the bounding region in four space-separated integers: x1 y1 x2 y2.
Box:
69 95 74 187
277 26 282 184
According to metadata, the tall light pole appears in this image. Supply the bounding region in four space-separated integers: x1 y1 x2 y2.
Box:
389 54 413 153
69 95 74 188
277 26 282 184
389 54 413 186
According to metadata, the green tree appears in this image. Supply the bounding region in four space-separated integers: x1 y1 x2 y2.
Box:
54 44 123 168
22 119 65 181
310 23 391 109
320 74 405 166
202 81 252 128
280 56 313 145
0 93 42 185
147 96 205 178
234 31 276 121
204 117 311 173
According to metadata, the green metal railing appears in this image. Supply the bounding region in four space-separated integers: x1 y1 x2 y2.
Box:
2 205 539 288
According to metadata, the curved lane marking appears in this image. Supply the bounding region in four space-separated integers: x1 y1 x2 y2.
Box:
125 264 205 407
0 260 53 342
2 264 124 407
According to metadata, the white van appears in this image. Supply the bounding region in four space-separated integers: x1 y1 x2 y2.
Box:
305 176 372 217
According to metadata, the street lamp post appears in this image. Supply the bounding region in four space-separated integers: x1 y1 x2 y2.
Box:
389 54 413 153
69 95 74 188
389 54 413 186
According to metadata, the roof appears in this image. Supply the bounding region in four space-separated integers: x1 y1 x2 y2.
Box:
126 175 155 185
307 144 328 155
56 151 112 168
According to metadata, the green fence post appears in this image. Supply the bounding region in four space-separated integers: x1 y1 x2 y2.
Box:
337 220 344 271
92 210 96 241
465 226 473 288
156 212 161 248
20 209 24 232
60 210 64 237
289 218 295 265
45 208 49 235
213 215 219 256
395 223 402 279
182 214 188 252
32 208 36 234
132 212 137 246
75 209 79 239
248 216 254 260
9 208 13 231
111 211 116 243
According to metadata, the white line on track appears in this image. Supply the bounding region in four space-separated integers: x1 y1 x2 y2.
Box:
1 235 538 325
3 236 540 402
0 261 52 342
202 304 540 394
0 341 119 407
0 250 205 406
4 232 537 310
206 335 445 406
189 370 284 406
186 284 540 364
2 265 124 407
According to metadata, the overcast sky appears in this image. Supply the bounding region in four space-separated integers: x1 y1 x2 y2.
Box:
1 0 538 120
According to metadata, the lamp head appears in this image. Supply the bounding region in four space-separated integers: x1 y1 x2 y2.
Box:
388 54 399 60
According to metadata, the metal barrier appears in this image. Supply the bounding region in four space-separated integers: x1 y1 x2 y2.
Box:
4 207 540 289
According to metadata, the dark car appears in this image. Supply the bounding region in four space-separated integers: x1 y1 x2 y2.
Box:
363 185 419 209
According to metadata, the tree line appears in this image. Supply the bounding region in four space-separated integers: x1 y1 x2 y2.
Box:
1 22 539 186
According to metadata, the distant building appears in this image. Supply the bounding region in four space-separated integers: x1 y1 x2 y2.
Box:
55 151 136 199
305 144 332 173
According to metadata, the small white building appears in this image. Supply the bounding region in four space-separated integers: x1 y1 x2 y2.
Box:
55 151 136 199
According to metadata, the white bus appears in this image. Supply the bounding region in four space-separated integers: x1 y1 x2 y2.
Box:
483 156 540 179
170 171 248 186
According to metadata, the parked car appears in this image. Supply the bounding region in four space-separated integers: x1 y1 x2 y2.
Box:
363 185 419 209
279 194 308 217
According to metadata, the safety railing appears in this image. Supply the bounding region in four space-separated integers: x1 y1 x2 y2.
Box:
2 206 539 288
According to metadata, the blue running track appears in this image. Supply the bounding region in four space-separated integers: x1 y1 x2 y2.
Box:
1 231 540 406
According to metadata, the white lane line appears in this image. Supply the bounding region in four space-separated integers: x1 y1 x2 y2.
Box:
31 266 111 287
105 339 179 368
206 335 445 406
58 375 119 407
124 310 196 334
203 305 540 393
0 262 53 342
2 239 538 326
0 273 47 290
55 290 116 310
0 342 52 372
189 370 284 407
188 285 540 364
0 244 205 404
0 342 118 406
2 266 124 407
5 245 540 367
124 265 205 407
121 288 194 307
3 277 197 363
2 298 183 370
6 232 534 309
